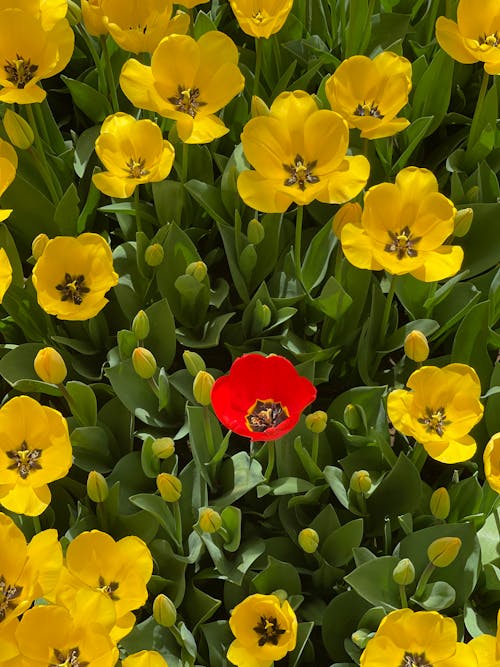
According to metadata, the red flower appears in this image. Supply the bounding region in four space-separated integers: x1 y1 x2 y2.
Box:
210 353 317 441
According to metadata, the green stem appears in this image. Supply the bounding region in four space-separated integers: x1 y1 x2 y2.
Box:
203 406 216 459
172 501 183 552
425 0 441 44
253 37 262 98
32 515 42 534
445 0 452 17
468 69 489 149
96 502 108 532
77 25 107 96
399 584 408 608
32 102 50 146
338 0 347 56
148 376 160 398
100 35 120 113
379 273 397 342
311 433 319 466
181 142 189 183
264 440 275 482
26 105 60 203
134 186 143 234
414 561 436 598
411 442 428 472
357 492 368 515
294 205 304 286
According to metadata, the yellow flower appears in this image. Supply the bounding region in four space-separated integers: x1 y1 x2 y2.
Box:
469 610 500 666
227 593 297 667
228 0 294 39
332 201 362 238
52 530 153 642
387 363 484 464
0 0 68 30
0 137 18 222
123 650 170 667
81 0 107 35
484 432 500 493
0 248 12 302
100 0 189 54
325 52 412 140
93 113 175 198
341 166 463 281
0 395 72 516
14 604 118 667
238 90 370 213
32 232 119 321
33 347 67 384
436 0 500 74
177 0 209 7
360 609 477 667
0 8 74 104
120 31 245 144
0 513 63 629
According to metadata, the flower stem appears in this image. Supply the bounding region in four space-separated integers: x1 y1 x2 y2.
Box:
253 37 262 98
264 440 275 481
411 442 428 472
379 273 397 342
172 501 183 552
148 376 160 397
294 205 304 285
468 69 489 149
181 142 189 183
32 515 42 534
100 35 120 113
26 104 60 204
77 25 107 96
414 561 436 598
96 502 108 532
399 584 408 608
311 432 319 465
203 405 216 459
134 186 143 234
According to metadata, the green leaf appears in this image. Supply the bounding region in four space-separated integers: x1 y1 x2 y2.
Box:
344 555 401 611
184 180 229 225
71 426 114 472
312 276 353 319
61 75 112 123
321 590 371 662
413 581 456 611
54 183 80 236
321 519 364 567
252 556 302 595
221 506 242 552
66 380 97 427
213 452 265 508
301 220 337 292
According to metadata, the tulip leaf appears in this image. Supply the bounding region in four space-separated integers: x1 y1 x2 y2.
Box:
413 581 456 611
184 179 229 226
391 116 434 173
213 452 265 508
322 590 371 662
70 426 114 472
221 506 242 553
252 556 302 595
66 380 97 427
380 318 439 352
301 220 337 292
321 519 364 567
288 622 315 667
61 75 112 123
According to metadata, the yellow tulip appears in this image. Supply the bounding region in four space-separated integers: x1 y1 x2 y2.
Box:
229 0 294 39
0 248 12 302
483 432 500 494
0 138 18 222
93 113 175 198
34 347 67 384
120 31 245 144
238 90 370 213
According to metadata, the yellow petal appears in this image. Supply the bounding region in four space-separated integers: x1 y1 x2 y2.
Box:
241 116 291 178
178 113 228 144
269 90 319 149
120 59 170 115
316 155 370 204
410 245 464 281
341 222 383 271
424 433 476 464
0 484 51 516
237 170 293 213
360 117 410 139
435 16 477 63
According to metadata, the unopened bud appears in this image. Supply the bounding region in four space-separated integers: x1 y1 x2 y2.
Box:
350 470 372 494
305 410 328 434
271 589 288 603
199 508 223 533
247 219 265 245
3 110 34 149
453 207 473 237
332 202 362 238
254 301 272 330
351 629 372 649
34 347 67 384
87 470 108 503
132 347 157 379
151 437 175 459
32 233 49 260
430 487 450 520
298 528 319 554
427 537 462 568
193 370 215 406
153 594 177 627
186 261 207 282
392 558 415 586
465 185 479 202
250 95 270 117
81 0 108 36
157 473 182 502
404 330 429 363
344 403 362 431
67 0 82 25
183 350 206 376
145 243 164 267
132 310 150 340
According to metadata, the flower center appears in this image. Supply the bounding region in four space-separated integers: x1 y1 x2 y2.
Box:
353 101 384 118
399 652 432 667
56 273 90 306
129 23 148 34
384 226 420 260
283 154 320 191
418 407 449 437
4 54 38 89
97 576 120 601
253 615 286 647
0 575 23 622
478 31 500 47
252 10 265 23
168 85 206 118
50 646 88 667
126 157 149 179
6 441 42 479
246 399 289 433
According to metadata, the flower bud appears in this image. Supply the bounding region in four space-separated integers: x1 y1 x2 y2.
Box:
145 243 164 267
151 437 175 459
3 110 34 149
392 558 415 586
332 202 362 238
34 347 67 384
183 350 206 376
87 470 108 503
427 537 462 568
132 310 150 341
81 0 108 36
343 403 362 430
253 301 272 331
32 233 49 260
67 0 82 25
350 470 372 494
305 410 328 434
250 95 270 117
193 370 215 406
199 508 223 533
132 347 157 379
186 261 207 282
453 207 473 237
153 593 177 627
404 330 429 363
298 528 319 554
247 219 265 244
351 629 372 649
430 487 450 520
157 473 182 502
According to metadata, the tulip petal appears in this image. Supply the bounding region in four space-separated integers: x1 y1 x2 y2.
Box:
410 246 464 281
436 16 477 63
237 170 292 213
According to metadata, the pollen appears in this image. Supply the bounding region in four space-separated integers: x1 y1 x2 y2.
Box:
168 85 207 118
354 101 384 119
252 10 265 23
4 54 38 89
246 399 289 433
49 646 87 667
125 157 149 179
0 575 23 622
418 407 450 437
478 31 500 47
97 576 120 601
399 651 433 667
6 441 42 479
56 273 90 306
283 154 320 191
384 226 421 260
253 615 287 647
